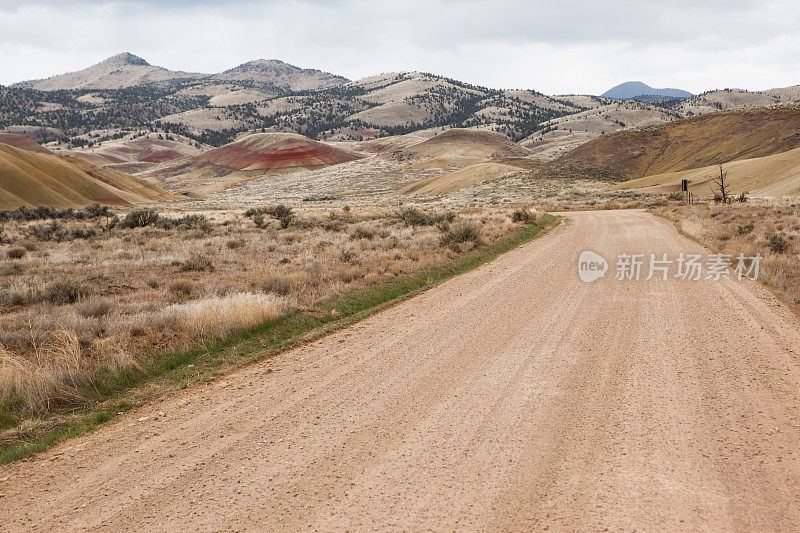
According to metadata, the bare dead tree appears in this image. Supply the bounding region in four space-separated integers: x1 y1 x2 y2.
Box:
711 165 730 203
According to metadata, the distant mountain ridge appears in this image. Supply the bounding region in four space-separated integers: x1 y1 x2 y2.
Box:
6 55 800 161
602 81 692 100
12 53 349 93
12 53 202 91
209 59 348 92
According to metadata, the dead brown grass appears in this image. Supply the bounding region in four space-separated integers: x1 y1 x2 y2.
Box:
656 200 800 304
0 202 522 414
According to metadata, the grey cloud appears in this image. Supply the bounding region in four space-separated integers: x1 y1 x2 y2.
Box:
1 0 799 93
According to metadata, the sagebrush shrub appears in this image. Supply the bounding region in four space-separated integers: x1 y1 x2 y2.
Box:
737 222 755 235
75 297 115 318
398 207 433 227
511 207 534 223
7 246 27 259
120 209 159 229
169 279 195 296
440 221 482 248
44 279 91 305
179 253 215 272
769 233 789 254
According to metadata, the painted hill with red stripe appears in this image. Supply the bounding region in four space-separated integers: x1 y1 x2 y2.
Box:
0 134 52 154
146 133 364 194
63 136 205 174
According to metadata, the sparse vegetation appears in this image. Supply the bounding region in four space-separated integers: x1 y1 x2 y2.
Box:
656 201 800 304
440 221 482 248
179 253 215 272
0 209 557 462
0 203 542 429
266 204 294 228
245 204 293 228
169 279 195 297
769 233 789 254
75 298 115 319
511 207 546 224
44 278 91 305
120 208 159 229
7 246 26 259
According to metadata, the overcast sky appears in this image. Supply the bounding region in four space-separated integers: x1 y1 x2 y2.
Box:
1 0 799 95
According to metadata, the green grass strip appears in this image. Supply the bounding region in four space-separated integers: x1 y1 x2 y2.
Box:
1 216 558 465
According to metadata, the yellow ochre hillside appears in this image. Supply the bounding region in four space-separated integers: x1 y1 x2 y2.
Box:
554 106 800 179
0 141 177 209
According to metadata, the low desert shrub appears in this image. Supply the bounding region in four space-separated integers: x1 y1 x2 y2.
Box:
7 246 27 259
267 204 293 228
70 226 98 240
25 221 66 242
252 213 267 228
1 284 38 307
246 205 293 228
120 209 159 229
44 279 91 305
512 207 546 225
336 266 362 283
769 233 789 254
737 222 755 235
158 214 211 233
179 253 215 272
511 207 533 223
169 279 195 297
262 273 308 295
398 207 433 227
262 275 292 295
75 297 115 318
440 221 482 248
83 203 112 219
350 225 376 240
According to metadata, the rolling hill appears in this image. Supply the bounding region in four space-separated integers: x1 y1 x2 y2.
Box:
674 86 800 116
8 54 800 167
62 134 207 174
0 141 177 209
144 132 363 194
521 98 681 159
617 145 800 197
209 59 347 92
0 133 52 154
399 162 524 195
12 53 347 94
553 105 800 179
400 128 531 168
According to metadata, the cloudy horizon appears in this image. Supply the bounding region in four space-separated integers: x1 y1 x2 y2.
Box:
1 0 799 95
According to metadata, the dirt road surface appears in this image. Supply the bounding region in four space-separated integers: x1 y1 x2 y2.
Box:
3 210 800 531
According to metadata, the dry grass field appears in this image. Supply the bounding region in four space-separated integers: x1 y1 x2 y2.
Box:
0 201 535 417
655 200 800 304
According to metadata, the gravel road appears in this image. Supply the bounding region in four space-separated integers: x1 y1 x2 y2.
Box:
3 210 800 532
